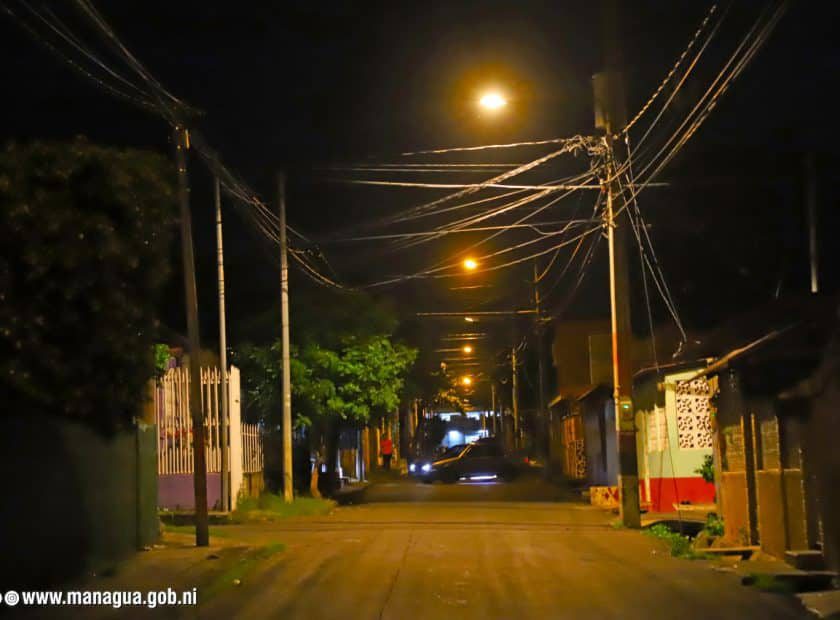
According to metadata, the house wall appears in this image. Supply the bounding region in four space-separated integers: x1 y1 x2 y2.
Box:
716 368 815 555
582 398 616 487
805 361 840 574
636 369 715 512
0 414 158 589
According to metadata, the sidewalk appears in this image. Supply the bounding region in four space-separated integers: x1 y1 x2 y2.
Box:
14 531 261 618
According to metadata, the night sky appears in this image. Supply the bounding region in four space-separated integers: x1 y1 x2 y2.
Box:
2 1 838 368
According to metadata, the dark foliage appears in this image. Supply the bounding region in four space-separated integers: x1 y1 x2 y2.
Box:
0 140 176 434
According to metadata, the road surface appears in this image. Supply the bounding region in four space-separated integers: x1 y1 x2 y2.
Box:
202 475 806 619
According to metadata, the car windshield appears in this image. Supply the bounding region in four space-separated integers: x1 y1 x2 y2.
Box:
439 445 465 459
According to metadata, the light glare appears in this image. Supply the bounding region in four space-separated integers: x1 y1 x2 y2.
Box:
479 92 507 110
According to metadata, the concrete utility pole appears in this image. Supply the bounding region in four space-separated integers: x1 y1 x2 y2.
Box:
278 172 294 503
595 0 641 528
214 177 230 512
173 126 209 545
533 261 548 461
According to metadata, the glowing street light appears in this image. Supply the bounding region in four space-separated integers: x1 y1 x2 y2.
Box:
462 345 473 354
461 376 473 386
464 316 475 323
479 92 507 111
463 258 478 271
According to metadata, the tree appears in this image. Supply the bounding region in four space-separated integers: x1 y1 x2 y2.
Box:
236 289 417 493
239 336 416 429
0 140 176 434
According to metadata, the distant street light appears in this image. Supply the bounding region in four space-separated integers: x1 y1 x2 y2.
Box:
463 258 478 271
464 316 475 323
461 376 473 386
479 92 507 111
463 345 473 354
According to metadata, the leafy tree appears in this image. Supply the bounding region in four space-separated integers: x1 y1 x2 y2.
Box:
236 289 417 494
238 335 417 430
0 140 176 434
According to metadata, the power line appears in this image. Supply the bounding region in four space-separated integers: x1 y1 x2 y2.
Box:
329 179 601 191
400 136 586 156
621 2 721 135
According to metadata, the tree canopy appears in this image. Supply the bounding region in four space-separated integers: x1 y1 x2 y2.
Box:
236 289 417 430
0 140 176 434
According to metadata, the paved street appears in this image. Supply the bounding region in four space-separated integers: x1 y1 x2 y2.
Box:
197 475 807 619
17 474 810 619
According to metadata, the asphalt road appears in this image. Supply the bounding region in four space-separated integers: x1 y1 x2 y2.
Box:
348 469 577 503
201 476 807 620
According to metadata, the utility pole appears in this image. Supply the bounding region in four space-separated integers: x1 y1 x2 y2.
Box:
804 153 819 294
511 344 520 450
278 172 294 503
491 382 498 437
173 125 209 545
533 261 548 462
214 177 230 512
595 0 641 528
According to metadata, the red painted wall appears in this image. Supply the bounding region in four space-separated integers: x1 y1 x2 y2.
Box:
644 477 715 513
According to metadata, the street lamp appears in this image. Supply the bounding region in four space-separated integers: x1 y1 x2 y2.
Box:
463 257 478 271
464 316 475 323
461 376 472 386
462 345 473 354
479 92 507 111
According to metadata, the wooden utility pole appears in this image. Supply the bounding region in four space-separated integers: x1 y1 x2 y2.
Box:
173 125 209 545
595 0 641 528
278 172 294 503
491 382 498 436
533 261 548 461
804 153 819 294
214 177 230 512
511 344 520 449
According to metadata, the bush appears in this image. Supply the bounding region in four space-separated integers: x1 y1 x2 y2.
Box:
0 140 176 434
703 513 725 537
645 524 711 559
695 454 715 484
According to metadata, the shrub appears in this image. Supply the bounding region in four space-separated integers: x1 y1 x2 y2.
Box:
703 512 725 537
0 140 176 434
695 454 715 484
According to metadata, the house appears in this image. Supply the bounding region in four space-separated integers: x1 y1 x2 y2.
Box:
679 296 837 569
633 362 716 513
548 318 696 506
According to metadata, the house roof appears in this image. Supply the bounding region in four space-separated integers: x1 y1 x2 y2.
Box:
632 359 712 383
548 383 610 407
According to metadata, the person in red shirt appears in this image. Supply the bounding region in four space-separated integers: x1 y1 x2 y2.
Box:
380 433 394 470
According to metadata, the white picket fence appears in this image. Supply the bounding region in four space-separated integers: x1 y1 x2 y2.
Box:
156 365 263 485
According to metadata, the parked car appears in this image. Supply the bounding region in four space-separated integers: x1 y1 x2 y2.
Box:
419 441 517 484
409 444 465 477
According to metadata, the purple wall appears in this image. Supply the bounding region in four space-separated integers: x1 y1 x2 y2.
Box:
158 473 221 511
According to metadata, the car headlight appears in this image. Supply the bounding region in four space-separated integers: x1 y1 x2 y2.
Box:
409 463 416 472
421 463 432 473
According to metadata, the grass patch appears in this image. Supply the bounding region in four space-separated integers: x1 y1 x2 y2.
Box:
743 573 798 595
202 542 286 602
644 524 713 560
230 494 336 523
162 524 233 538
